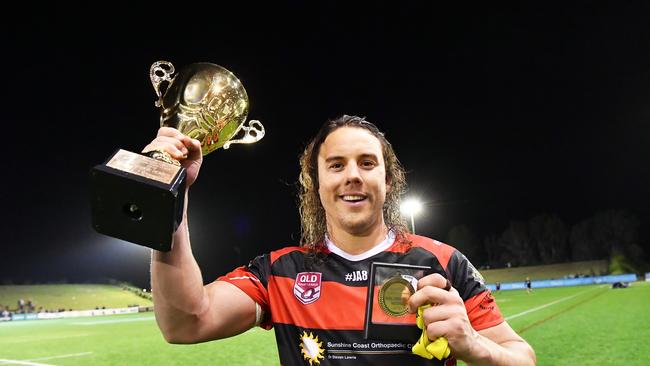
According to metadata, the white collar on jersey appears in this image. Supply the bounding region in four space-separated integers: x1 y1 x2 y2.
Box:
325 229 396 262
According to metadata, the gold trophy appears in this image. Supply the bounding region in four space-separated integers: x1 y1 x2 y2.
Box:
90 61 264 251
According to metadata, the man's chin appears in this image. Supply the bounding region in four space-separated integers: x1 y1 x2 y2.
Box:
339 218 377 236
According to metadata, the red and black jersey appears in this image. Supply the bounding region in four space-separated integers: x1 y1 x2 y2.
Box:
218 233 503 365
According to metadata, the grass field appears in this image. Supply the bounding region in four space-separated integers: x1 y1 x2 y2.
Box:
0 285 152 312
1 282 648 365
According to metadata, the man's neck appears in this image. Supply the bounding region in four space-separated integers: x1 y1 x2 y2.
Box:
327 222 389 255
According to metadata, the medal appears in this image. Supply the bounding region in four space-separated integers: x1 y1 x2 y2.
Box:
378 273 416 317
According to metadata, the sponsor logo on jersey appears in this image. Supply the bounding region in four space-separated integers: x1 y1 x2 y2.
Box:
479 292 496 311
294 272 322 305
299 331 325 365
464 256 485 285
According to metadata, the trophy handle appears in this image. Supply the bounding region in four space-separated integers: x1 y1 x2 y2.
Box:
150 61 176 107
223 120 265 149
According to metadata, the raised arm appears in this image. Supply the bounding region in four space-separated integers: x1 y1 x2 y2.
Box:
145 127 258 344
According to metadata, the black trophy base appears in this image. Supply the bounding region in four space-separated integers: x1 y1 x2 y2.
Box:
90 149 186 252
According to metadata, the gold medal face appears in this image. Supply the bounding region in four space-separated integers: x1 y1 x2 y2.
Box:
378 276 415 317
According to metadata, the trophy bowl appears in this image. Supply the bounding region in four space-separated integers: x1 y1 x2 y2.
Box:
151 61 264 155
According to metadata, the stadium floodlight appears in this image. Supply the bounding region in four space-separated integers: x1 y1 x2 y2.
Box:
400 198 423 234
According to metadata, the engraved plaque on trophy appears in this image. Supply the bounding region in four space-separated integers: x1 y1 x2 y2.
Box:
364 262 433 342
90 61 264 251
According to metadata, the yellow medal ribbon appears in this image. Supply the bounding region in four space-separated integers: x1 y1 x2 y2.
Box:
411 304 451 360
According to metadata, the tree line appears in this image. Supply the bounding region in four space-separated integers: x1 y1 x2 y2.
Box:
446 209 648 273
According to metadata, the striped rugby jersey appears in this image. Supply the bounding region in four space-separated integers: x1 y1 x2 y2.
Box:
218 233 503 365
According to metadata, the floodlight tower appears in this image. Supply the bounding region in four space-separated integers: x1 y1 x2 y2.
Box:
400 198 423 234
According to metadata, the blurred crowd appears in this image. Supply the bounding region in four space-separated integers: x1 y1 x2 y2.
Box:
1 298 72 319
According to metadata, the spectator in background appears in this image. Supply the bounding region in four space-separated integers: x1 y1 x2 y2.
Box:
495 281 501 293
525 277 532 294
1 306 10 319
18 298 25 313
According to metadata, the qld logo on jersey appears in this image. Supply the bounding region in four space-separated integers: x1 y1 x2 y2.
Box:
294 272 322 305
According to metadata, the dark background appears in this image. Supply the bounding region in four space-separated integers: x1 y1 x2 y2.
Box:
2 3 649 289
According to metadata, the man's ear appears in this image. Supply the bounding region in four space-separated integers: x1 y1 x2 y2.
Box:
386 174 392 193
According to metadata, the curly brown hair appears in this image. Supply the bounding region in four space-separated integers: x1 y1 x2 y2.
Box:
298 115 409 250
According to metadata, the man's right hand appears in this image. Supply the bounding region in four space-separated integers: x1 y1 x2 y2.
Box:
142 127 203 187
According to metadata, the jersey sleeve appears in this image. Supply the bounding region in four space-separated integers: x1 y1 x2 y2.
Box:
217 254 273 329
446 250 504 331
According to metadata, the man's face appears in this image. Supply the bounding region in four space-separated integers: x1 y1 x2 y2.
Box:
317 127 389 236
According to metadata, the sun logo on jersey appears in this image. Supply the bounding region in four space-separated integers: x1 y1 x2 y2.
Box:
299 331 325 365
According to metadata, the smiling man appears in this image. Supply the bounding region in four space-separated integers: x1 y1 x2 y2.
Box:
146 115 536 365
317 126 390 252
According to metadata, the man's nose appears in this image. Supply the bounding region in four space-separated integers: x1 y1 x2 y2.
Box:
344 163 362 184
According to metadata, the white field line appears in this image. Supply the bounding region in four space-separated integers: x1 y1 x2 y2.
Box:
73 316 154 325
505 286 601 321
26 352 93 362
0 360 54 366
0 352 93 366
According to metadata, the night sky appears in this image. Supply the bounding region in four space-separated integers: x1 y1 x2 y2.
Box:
3 4 649 289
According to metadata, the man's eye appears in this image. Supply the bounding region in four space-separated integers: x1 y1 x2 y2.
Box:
361 160 376 168
330 163 343 169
